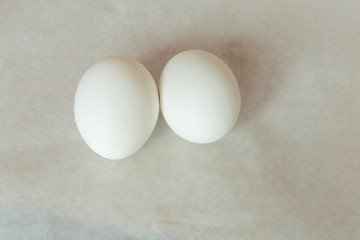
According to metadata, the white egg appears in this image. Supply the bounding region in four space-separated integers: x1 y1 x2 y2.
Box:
74 56 159 160
159 50 241 144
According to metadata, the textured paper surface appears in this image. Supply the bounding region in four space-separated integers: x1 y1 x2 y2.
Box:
1 0 360 239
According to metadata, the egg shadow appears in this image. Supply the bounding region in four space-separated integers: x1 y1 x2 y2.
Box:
138 36 287 140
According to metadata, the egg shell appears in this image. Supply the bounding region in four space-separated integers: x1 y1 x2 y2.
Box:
159 50 241 144
74 56 159 160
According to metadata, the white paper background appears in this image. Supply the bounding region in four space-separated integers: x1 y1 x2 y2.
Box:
1 0 359 239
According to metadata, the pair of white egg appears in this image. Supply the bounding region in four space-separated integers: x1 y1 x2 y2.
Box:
74 50 241 160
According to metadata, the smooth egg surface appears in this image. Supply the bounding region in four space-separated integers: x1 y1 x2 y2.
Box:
74 56 159 160
159 50 241 144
